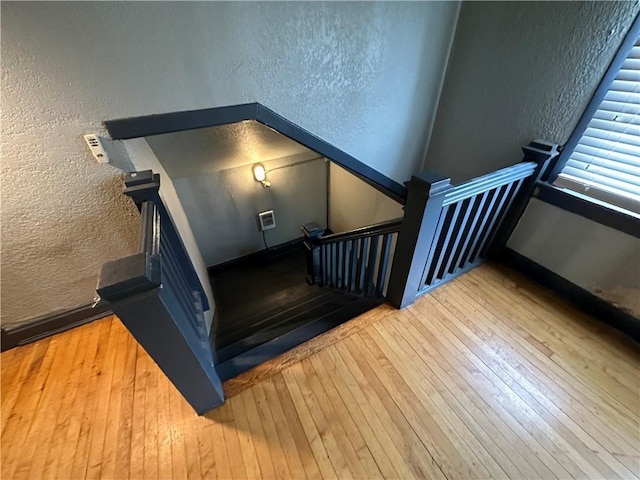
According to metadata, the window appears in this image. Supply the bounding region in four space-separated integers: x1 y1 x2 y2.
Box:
551 15 640 216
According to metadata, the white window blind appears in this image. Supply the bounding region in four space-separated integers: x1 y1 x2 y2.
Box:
555 38 640 214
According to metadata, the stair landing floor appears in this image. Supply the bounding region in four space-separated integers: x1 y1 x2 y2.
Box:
2 263 638 480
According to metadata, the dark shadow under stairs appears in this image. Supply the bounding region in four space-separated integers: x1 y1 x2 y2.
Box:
210 246 383 381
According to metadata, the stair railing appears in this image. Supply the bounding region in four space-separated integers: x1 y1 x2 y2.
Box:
96 170 224 414
387 141 559 308
305 218 403 298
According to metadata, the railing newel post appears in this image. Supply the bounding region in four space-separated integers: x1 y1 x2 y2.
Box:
387 172 452 309
486 141 559 258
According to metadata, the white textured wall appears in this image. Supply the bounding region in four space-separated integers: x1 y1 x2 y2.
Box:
1 1 459 328
122 139 216 330
329 163 404 233
508 200 640 317
173 157 328 267
427 1 639 182
425 1 640 314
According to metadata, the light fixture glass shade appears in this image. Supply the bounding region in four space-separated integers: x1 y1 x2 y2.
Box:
253 163 267 182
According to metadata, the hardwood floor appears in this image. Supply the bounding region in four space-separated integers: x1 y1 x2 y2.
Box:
1 263 638 479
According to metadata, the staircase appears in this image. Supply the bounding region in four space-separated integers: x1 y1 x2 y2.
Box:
210 235 393 381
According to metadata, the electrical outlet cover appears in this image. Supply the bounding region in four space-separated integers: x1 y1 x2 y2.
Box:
258 210 276 231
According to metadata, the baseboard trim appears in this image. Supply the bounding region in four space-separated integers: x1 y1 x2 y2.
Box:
207 237 306 277
498 247 639 343
1 302 113 352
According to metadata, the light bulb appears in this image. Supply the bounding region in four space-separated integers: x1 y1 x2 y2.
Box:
253 163 266 182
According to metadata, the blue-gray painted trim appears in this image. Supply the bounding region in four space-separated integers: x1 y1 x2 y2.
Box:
547 12 640 181
254 104 407 203
122 171 210 312
534 182 640 238
1 302 113 352
104 103 259 140
499 247 639 344
103 103 407 204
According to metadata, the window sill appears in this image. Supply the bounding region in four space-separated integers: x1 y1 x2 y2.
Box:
533 182 640 238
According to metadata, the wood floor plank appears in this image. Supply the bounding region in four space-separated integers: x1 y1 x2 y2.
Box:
310 351 399 479
424 296 628 479
323 345 430 480
379 314 542 479
306 355 385 479
12 335 64 480
2 263 638 480
239 387 275 480
353 330 491 480
286 362 354 479
229 390 262 479
466 268 640 416
370 320 512 479
441 276 640 453
280 369 338 480
40 321 88 480
1 337 52 479
428 288 637 479
407 302 585 479
142 345 159 480
1 343 39 434
77 318 118 480
271 373 322 480
261 376 308 479
337 337 448 480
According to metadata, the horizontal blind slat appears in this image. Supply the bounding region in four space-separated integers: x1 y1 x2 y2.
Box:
622 58 640 70
615 69 640 82
569 151 640 175
565 158 640 186
560 166 640 196
598 99 640 116
554 175 640 214
579 129 640 152
604 90 640 104
588 118 640 135
574 144 640 167
609 79 640 93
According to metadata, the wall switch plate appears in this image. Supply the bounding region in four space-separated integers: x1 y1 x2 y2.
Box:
84 134 110 164
258 210 276 231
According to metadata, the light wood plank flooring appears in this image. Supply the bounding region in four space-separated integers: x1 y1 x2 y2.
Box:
1 263 638 479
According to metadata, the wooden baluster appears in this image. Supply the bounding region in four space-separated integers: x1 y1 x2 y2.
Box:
364 236 380 297
456 192 489 269
421 205 451 288
444 197 477 276
356 237 369 293
431 201 464 282
375 233 393 297
461 187 501 267
349 239 359 291
470 182 515 262
341 241 349 291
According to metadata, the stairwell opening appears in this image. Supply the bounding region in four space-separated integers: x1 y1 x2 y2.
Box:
111 104 406 381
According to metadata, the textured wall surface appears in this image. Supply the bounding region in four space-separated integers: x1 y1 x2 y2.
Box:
145 121 318 179
426 1 639 182
329 163 404 233
1 1 459 328
426 1 640 314
508 200 640 317
172 157 328 267
122 138 216 330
